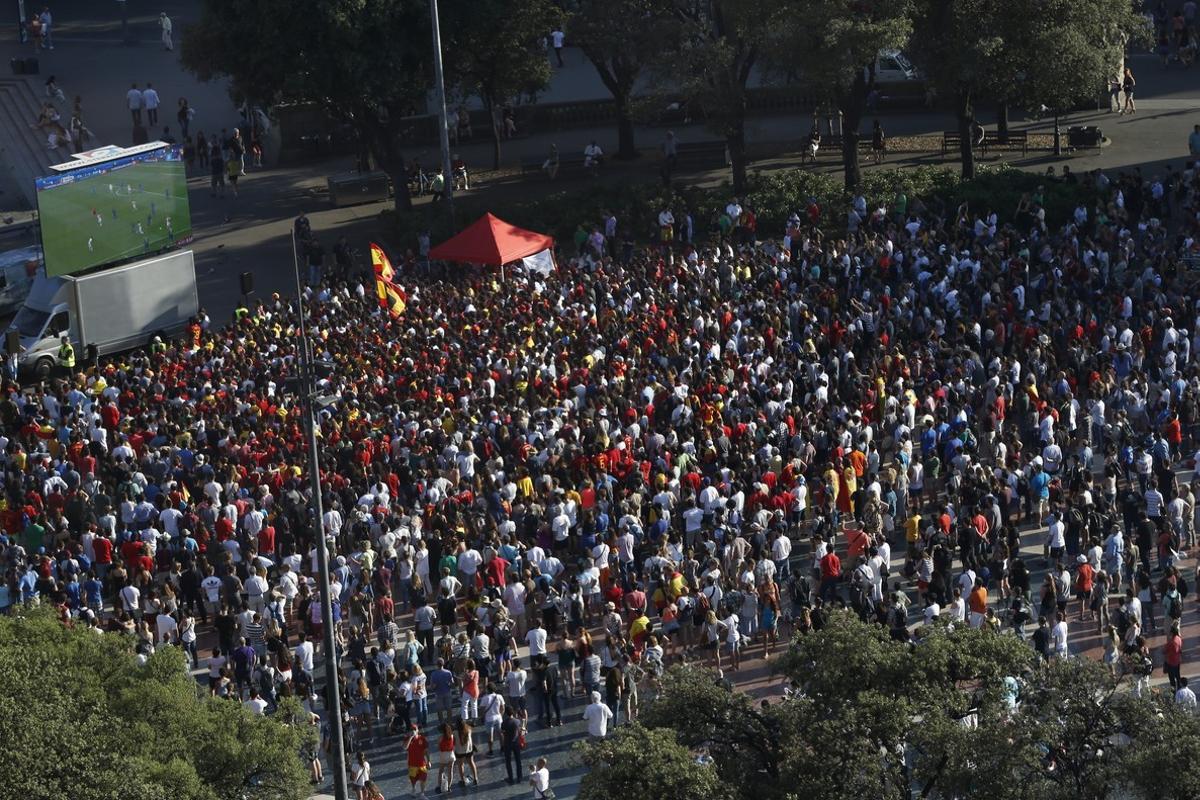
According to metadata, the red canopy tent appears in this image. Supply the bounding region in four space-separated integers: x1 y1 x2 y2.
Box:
428 212 554 267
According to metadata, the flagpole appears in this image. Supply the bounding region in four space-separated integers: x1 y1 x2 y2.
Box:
430 0 454 223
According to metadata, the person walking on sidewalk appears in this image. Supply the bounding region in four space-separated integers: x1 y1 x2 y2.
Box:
160 12 174 51
550 28 565 67
39 7 53 50
127 83 143 126
144 83 160 126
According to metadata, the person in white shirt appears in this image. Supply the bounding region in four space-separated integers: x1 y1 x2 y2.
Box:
505 661 529 722
583 140 604 171
771 532 793 580
1175 677 1198 711
159 12 173 51
243 689 268 716
294 634 315 675
1051 612 1069 658
525 619 548 658
550 28 565 65
582 691 614 738
155 611 178 644
528 756 551 798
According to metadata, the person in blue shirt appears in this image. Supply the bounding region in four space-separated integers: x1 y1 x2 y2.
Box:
920 422 938 457
1028 462 1051 522
64 574 81 610
428 658 457 726
18 568 39 604
83 571 104 610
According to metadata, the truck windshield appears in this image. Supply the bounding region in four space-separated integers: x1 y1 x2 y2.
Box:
12 306 48 339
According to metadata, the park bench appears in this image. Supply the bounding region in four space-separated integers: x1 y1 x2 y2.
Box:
674 140 727 167
982 129 1029 156
941 130 963 157
520 152 589 177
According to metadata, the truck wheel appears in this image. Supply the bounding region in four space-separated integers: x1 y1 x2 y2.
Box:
34 357 53 380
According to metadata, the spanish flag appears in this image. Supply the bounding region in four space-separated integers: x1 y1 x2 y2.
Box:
370 242 406 317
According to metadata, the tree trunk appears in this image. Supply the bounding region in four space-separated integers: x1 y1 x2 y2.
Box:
1053 109 1063 156
727 115 747 195
484 97 502 171
358 108 412 212
841 132 861 191
996 102 1009 142
839 67 868 191
957 94 975 180
387 165 412 214
615 94 637 160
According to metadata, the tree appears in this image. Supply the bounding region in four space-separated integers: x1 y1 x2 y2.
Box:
768 0 913 190
1121 696 1200 800
908 0 1011 180
0 609 310 800
1007 0 1146 155
443 0 563 170
911 0 1145 175
571 0 671 160
576 724 732 800
642 665 784 796
656 0 776 194
182 0 432 213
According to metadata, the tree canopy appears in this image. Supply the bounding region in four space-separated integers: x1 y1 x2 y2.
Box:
652 0 777 193
576 724 732 800
0 610 311 800
910 0 1146 174
182 0 432 211
442 0 563 169
571 0 672 159
766 0 913 189
586 611 1200 800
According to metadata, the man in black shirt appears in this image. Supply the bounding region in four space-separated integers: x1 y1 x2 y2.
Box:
499 707 523 784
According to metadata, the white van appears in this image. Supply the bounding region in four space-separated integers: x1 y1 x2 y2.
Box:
875 50 921 82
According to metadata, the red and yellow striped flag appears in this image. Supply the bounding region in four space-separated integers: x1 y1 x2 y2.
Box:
370 242 406 317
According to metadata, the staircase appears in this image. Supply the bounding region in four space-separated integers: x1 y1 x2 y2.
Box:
0 76 71 209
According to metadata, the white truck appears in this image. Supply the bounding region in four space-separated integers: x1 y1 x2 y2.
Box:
8 249 199 378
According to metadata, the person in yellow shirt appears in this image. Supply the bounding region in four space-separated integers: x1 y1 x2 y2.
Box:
905 513 922 544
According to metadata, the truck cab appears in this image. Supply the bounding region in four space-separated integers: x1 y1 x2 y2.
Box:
10 275 71 378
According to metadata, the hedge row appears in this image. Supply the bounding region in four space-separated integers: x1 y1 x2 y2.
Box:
383 164 1094 253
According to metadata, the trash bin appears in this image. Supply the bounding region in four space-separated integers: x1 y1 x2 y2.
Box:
1067 126 1102 148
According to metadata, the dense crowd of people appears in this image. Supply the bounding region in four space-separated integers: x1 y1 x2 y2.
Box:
4 159 1200 797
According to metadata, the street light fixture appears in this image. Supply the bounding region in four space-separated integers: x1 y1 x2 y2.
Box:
290 229 350 800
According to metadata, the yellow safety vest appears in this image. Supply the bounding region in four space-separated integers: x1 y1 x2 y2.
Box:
57 343 75 368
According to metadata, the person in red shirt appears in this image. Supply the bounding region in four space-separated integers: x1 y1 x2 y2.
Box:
819 549 842 602
93 534 113 583
120 537 143 571
374 590 395 622
404 724 430 794
257 522 275 557
1164 623 1184 689
1074 557 1095 621
483 554 509 589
